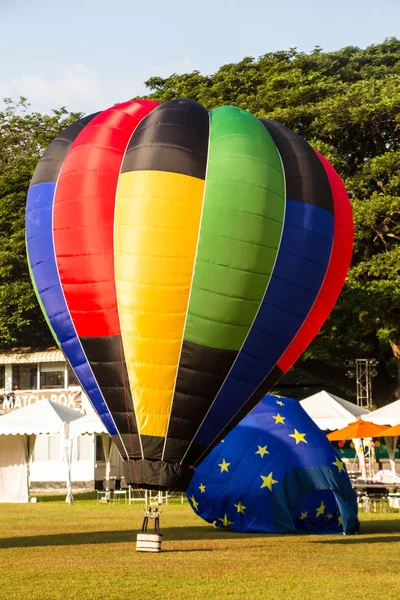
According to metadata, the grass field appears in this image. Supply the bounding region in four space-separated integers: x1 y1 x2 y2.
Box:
0 497 399 600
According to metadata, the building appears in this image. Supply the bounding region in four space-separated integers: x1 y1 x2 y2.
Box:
0 347 124 494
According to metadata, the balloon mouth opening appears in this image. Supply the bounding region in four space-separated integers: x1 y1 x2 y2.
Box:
123 458 194 492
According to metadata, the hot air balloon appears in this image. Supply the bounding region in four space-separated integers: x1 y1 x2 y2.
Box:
186 394 360 535
25 99 353 491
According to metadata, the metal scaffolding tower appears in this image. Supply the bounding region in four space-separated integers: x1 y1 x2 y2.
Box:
345 358 378 410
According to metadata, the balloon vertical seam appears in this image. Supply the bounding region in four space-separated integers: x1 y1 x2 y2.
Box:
160 109 212 462
182 137 288 467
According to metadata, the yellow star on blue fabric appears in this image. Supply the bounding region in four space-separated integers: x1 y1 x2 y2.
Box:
332 457 345 472
255 445 269 458
326 513 333 519
260 472 278 491
276 400 285 406
218 459 230 473
299 511 308 520
338 516 343 526
289 429 308 445
218 514 233 527
316 501 326 517
199 483 206 493
190 495 199 511
234 501 246 514
272 414 286 425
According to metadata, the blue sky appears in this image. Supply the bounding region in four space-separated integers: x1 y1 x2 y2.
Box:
1 0 399 114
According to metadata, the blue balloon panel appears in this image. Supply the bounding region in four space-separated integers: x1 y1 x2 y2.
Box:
26 182 117 434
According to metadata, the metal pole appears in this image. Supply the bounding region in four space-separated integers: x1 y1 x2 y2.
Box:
356 359 372 410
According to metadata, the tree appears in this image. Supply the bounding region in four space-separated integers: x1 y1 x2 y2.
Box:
143 39 400 404
0 98 82 348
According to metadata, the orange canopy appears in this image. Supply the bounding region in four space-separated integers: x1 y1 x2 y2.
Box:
380 423 400 438
327 418 389 441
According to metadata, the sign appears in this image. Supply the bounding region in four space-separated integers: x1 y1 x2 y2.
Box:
0 388 84 413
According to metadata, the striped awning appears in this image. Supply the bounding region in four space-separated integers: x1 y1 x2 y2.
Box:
0 348 64 365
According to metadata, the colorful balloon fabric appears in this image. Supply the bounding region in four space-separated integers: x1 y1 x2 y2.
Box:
25 99 353 490
187 395 360 534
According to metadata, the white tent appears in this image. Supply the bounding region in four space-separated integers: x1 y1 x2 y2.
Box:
300 390 370 431
363 398 400 426
300 391 370 477
69 410 107 436
0 400 81 503
69 410 114 493
363 399 400 475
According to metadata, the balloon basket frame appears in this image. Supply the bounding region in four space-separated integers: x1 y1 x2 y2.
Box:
136 532 163 553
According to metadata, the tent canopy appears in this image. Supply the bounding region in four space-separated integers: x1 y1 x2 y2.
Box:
363 399 400 426
69 411 107 436
381 423 400 437
327 418 389 441
300 390 369 431
0 400 82 436
0 400 82 504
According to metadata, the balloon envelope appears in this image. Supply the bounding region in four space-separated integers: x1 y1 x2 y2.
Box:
26 99 353 490
187 394 360 534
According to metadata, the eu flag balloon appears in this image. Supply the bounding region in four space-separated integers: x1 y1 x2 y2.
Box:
25 99 353 490
187 395 360 535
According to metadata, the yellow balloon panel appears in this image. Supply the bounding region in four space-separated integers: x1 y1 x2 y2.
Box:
115 170 204 438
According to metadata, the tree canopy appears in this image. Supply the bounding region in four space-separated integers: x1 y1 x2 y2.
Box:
1 39 399 405
0 98 81 349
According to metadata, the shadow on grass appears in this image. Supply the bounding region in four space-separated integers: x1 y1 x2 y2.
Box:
33 493 97 502
359 519 400 534
2 520 399 550
0 526 269 549
315 535 400 545
313 518 400 544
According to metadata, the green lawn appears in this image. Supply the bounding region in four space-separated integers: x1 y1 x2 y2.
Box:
0 498 399 600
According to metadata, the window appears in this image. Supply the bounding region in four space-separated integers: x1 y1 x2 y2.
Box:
40 371 64 389
67 364 80 387
39 362 65 389
96 435 105 461
12 364 37 390
0 366 5 390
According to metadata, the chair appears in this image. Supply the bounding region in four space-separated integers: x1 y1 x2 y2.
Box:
368 493 387 513
96 477 116 503
112 477 129 504
357 489 388 513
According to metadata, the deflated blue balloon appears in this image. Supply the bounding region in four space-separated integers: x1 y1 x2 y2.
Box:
187 394 359 535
